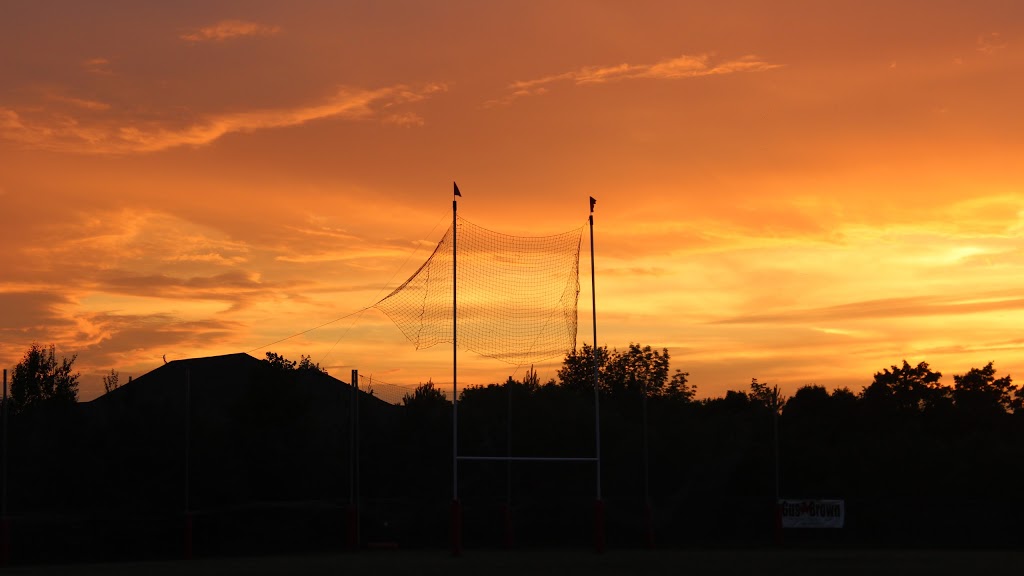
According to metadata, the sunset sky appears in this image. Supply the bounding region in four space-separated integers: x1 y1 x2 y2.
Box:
2 1 1023 402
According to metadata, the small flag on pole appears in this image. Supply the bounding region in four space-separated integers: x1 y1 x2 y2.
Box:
590 196 596 212
454 182 462 197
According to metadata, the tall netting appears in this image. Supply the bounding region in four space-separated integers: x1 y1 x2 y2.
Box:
356 374 431 405
374 216 582 365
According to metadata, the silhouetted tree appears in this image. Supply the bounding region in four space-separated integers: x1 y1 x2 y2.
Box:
705 389 751 410
399 380 451 500
783 385 830 418
558 343 683 398
780 385 858 497
10 343 79 413
297 355 328 374
830 386 857 403
402 380 448 406
263 351 328 374
557 343 607 393
264 351 298 371
102 368 120 394
520 365 542 391
605 343 671 397
664 369 696 401
953 362 1016 414
749 378 785 413
861 360 948 412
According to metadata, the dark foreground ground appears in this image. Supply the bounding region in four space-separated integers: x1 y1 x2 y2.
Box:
5 548 1024 576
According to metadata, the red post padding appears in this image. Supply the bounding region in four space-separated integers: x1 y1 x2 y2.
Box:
347 504 359 550
183 511 193 560
644 503 655 549
594 499 606 554
774 502 784 546
451 499 462 556
502 503 514 548
0 516 10 565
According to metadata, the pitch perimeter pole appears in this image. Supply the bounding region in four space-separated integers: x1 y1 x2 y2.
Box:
589 197 605 553
451 192 462 556
349 369 360 549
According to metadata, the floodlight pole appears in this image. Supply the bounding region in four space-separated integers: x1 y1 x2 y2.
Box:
589 197 605 553
642 378 653 548
453 197 458 501
2 369 8 566
350 371 355 506
452 193 462 556
184 368 192 560
2 368 7 515
505 374 514 548
773 392 783 545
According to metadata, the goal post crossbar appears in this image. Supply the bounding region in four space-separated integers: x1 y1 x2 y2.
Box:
457 456 598 463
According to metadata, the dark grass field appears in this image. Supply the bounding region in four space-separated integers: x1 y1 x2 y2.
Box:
5 548 1024 576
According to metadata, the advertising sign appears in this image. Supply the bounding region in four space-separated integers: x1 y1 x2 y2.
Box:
779 499 845 528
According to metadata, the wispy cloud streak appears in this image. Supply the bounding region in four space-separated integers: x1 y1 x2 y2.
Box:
181 20 281 42
490 53 781 105
0 84 446 153
715 291 1024 325
976 31 1007 54
82 57 113 75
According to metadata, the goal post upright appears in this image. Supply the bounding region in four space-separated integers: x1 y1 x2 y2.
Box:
451 183 462 556
589 196 605 553
380 183 590 553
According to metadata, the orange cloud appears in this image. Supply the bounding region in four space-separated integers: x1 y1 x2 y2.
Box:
384 112 425 127
714 291 1024 325
0 83 447 153
47 94 111 111
181 20 281 42
976 32 1007 54
273 223 435 265
491 53 781 105
82 57 113 75
18 209 251 267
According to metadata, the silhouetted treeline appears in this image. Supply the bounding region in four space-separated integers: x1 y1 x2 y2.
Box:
2 349 1023 563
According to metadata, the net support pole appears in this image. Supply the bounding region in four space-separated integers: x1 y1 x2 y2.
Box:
349 369 360 550
451 192 462 556
589 197 605 554
505 377 514 548
1 368 6 513
642 378 654 548
184 368 192 560
773 402 783 546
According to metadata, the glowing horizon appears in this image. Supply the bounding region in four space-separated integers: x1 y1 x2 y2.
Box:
2 1 1023 400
